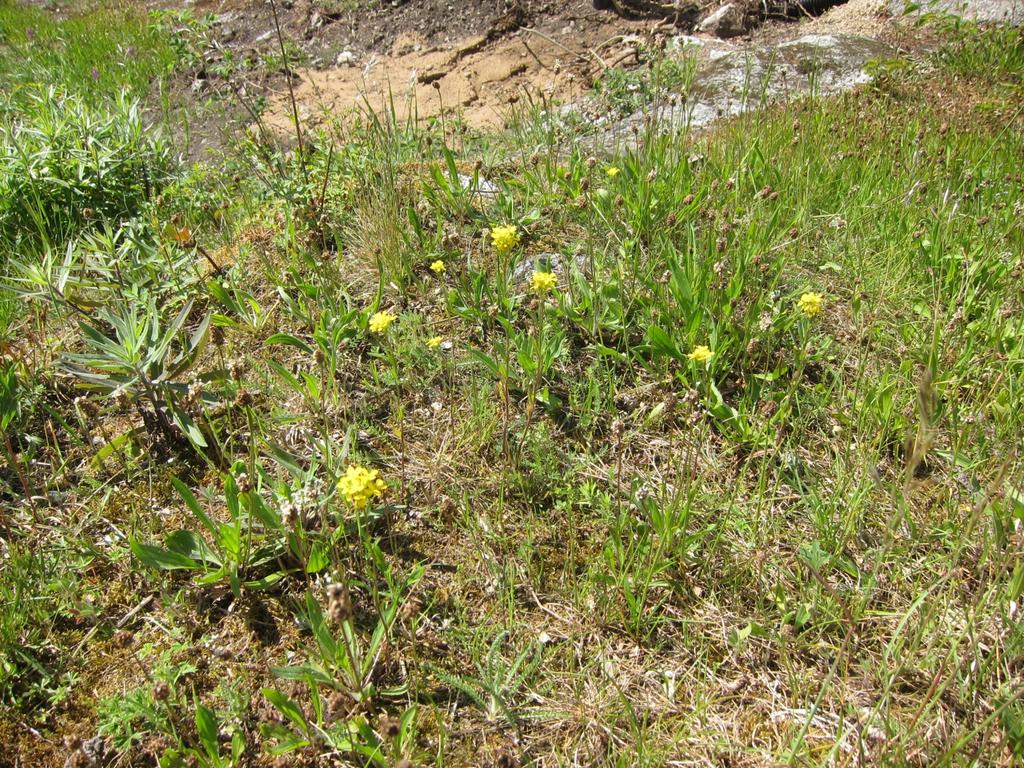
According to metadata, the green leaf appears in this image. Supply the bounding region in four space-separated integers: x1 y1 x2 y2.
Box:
272 663 335 686
89 427 145 471
130 539 200 571
168 403 208 448
798 540 830 572
262 688 309 731
268 360 306 398
646 326 680 361
398 705 417 741
594 344 627 361
166 529 221 566
249 494 284 531
265 333 314 354
264 442 304 479
244 571 289 590
467 349 503 379
195 702 220 760
305 542 330 574
218 522 242 561
171 476 218 537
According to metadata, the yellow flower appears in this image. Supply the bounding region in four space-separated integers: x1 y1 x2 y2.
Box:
531 270 557 294
337 464 387 510
368 310 396 334
687 345 713 363
490 224 520 254
430 259 445 274
605 166 621 178
426 335 443 349
798 292 824 318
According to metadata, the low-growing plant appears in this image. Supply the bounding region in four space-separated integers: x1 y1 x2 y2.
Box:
426 629 542 726
273 558 424 703
0 545 81 708
0 87 172 248
262 682 417 765
65 297 214 451
262 556 423 761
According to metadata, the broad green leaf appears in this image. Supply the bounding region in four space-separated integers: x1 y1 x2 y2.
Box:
305 542 330 574
262 688 309 731
265 333 314 354
171 476 218 536
166 529 221 566
130 539 200 571
646 326 680 360
195 702 220 759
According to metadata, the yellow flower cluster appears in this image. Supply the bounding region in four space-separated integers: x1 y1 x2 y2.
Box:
687 345 713 363
605 166 621 178
337 464 386 510
368 311 396 334
531 270 557 294
430 259 445 274
798 292 824 318
426 336 443 349
490 224 520 254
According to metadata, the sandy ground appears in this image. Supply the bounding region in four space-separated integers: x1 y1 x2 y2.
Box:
262 17 654 132
255 0 910 136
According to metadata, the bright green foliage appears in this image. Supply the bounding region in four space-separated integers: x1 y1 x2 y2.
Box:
0 88 172 247
0 0 177 109
2 9 1024 768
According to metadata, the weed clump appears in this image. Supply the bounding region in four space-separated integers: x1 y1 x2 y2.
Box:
0 87 171 247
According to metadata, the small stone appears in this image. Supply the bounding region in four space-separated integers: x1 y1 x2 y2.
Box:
697 4 746 38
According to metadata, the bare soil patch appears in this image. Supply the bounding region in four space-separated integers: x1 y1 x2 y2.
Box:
179 0 908 138
263 13 653 132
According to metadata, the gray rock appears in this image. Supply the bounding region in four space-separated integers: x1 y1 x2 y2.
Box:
511 252 590 285
697 4 747 37
776 34 895 90
889 0 1022 24
585 32 896 146
458 173 499 201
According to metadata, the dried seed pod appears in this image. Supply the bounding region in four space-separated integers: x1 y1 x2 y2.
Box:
327 584 353 623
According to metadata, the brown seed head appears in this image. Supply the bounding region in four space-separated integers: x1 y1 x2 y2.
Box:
327 584 353 623
379 715 401 739
112 630 134 648
63 736 83 751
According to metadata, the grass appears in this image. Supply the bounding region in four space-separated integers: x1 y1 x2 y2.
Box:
1 3 1024 767
0 0 177 110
